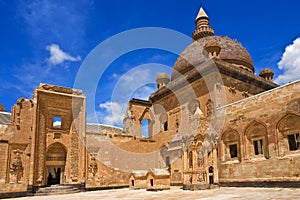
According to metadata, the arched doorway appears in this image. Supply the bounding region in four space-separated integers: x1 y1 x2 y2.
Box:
46 142 67 185
208 166 214 185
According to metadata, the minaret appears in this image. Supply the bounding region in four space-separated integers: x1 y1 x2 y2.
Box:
192 7 215 41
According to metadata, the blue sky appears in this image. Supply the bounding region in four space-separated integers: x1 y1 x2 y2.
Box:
1 0 300 127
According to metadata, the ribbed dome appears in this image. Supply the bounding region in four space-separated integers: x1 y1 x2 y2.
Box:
172 36 254 80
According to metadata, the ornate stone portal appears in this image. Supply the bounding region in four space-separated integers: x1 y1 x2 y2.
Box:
29 84 87 189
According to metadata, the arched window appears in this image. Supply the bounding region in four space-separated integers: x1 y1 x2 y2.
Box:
277 113 300 153
221 129 240 161
245 121 268 159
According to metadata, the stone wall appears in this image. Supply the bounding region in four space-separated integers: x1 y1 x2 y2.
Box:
218 81 300 183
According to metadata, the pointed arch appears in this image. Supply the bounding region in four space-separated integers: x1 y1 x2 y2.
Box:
245 120 267 139
221 128 240 142
47 142 67 155
277 112 300 136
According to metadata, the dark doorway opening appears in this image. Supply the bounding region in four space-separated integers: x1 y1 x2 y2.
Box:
47 167 62 185
150 179 154 187
209 166 214 185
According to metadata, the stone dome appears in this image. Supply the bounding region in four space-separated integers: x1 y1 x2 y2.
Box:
259 68 274 76
172 36 254 80
156 73 170 83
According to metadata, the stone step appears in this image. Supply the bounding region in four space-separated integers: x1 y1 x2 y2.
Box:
34 185 82 196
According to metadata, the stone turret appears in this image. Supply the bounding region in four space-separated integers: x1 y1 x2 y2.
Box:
156 73 170 89
259 68 274 82
192 7 215 41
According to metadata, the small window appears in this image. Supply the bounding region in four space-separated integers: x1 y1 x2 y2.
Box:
229 144 238 158
141 119 149 138
164 121 168 131
288 133 300 151
53 116 62 129
254 139 263 155
165 156 170 167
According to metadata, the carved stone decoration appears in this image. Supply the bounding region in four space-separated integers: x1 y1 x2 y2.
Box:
242 91 249 98
197 171 206 183
36 112 46 184
70 124 79 182
206 99 214 117
229 87 236 97
10 149 24 183
197 155 204 167
123 105 135 134
88 155 98 177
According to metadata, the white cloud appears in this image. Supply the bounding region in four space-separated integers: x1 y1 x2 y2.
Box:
97 64 172 127
46 44 81 65
53 121 61 128
275 38 300 84
98 101 124 127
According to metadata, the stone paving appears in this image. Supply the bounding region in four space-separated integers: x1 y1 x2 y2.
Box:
9 187 300 200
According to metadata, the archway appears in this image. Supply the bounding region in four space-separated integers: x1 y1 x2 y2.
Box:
46 142 67 185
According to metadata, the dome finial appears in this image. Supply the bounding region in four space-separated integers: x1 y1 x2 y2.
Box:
196 7 209 21
192 5 214 40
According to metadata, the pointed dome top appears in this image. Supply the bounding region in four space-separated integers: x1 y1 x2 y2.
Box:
193 6 214 40
196 7 209 20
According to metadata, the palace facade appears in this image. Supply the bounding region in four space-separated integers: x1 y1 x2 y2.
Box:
1 5 300 197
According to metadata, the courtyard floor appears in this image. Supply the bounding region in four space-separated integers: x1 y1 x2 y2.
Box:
10 187 300 200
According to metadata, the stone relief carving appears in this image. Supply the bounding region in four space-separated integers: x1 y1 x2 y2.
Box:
206 99 214 117
197 171 206 183
242 91 249 98
70 123 79 182
88 155 98 177
10 149 24 183
36 112 46 184
229 87 236 97
123 105 135 134
197 156 204 167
